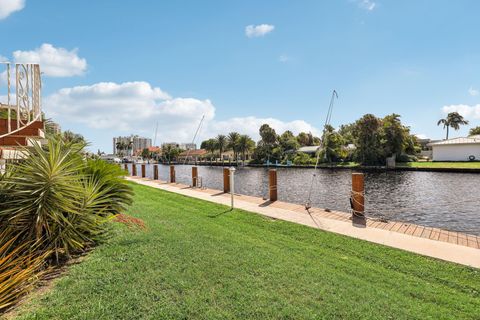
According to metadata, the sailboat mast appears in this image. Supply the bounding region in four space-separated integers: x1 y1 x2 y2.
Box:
183 115 205 164
153 121 158 146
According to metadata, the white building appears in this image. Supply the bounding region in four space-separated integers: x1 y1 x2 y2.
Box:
162 142 196 150
430 135 480 161
180 143 197 150
113 135 152 156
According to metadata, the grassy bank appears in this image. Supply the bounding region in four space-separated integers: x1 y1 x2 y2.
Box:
397 161 480 169
14 183 480 319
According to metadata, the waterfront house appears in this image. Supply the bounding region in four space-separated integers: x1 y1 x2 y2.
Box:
178 149 208 162
430 135 480 161
297 146 321 154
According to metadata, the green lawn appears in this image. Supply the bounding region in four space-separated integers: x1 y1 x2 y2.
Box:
14 183 480 319
397 161 480 169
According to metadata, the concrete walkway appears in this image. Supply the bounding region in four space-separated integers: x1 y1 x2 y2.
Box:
126 177 480 268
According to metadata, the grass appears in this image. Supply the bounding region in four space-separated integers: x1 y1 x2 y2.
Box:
397 161 480 169
13 183 480 319
316 161 360 168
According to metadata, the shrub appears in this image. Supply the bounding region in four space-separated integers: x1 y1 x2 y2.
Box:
0 230 50 312
0 138 133 312
396 154 418 163
293 153 313 165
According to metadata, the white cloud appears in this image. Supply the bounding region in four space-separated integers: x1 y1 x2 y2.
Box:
0 70 6 85
356 0 376 11
44 81 322 150
209 117 321 142
278 55 290 63
468 86 479 96
415 134 429 140
442 104 480 120
245 24 275 38
0 0 25 20
13 43 87 77
44 81 213 143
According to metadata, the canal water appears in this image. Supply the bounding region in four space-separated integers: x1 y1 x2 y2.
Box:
130 164 480 236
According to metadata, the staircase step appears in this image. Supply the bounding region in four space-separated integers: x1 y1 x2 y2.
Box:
0 119 44 135
0 135 28 146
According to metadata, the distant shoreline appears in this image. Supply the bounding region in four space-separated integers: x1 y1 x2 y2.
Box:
135 161 480 173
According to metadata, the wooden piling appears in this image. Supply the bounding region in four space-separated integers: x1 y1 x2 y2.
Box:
351 173 365 216
153 165 158 180
132 164 137 176
269 169 277 202
223 167 230 193
170 165 176 183
192 166 198 187
141 164 146 178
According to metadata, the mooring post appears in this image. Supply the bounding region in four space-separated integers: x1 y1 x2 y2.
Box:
229 167 236 209
153 164 159 180
132 163 137 176
223 167 230 193
351 173 365 216
269 169 278 202
141 164 146 178
170 165 176 183
192 166 198 187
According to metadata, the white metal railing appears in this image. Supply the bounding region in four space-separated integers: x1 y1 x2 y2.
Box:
0 62 42 139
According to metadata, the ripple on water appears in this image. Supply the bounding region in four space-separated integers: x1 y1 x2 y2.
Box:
130 164 480 236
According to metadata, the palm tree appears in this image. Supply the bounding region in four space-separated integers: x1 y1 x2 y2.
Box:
62 130 85 144
237 135 255 162
202 139 217 159
115 141 126 156
207 140 216 155
126 140 134 156
437 112 469 140
227 132 241 160
215 134 227 160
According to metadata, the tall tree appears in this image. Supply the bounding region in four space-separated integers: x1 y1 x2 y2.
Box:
338 123 355 145
259 124 277 146
437 112 469 140
62 130 85 144
201 139 217 156
353 114 383 165
381 113 407 158
115 141 126 156
296 132 310 146
126 140 133 156
279 130 299 153
227 132 241 160
469 126 480 136
320 128 345 163
237 135 255 161
215 134 227 159
141 148 150 160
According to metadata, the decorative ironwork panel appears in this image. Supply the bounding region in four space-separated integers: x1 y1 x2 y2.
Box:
0 62 42 138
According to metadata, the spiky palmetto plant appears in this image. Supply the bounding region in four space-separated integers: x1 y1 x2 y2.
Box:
0 138 133 258
83 159 133 218
0 138 133 313
1 139 86 257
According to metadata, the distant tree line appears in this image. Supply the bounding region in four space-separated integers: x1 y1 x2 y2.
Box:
199 113 424 166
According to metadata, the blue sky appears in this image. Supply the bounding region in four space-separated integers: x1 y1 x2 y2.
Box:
1 0 480 152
